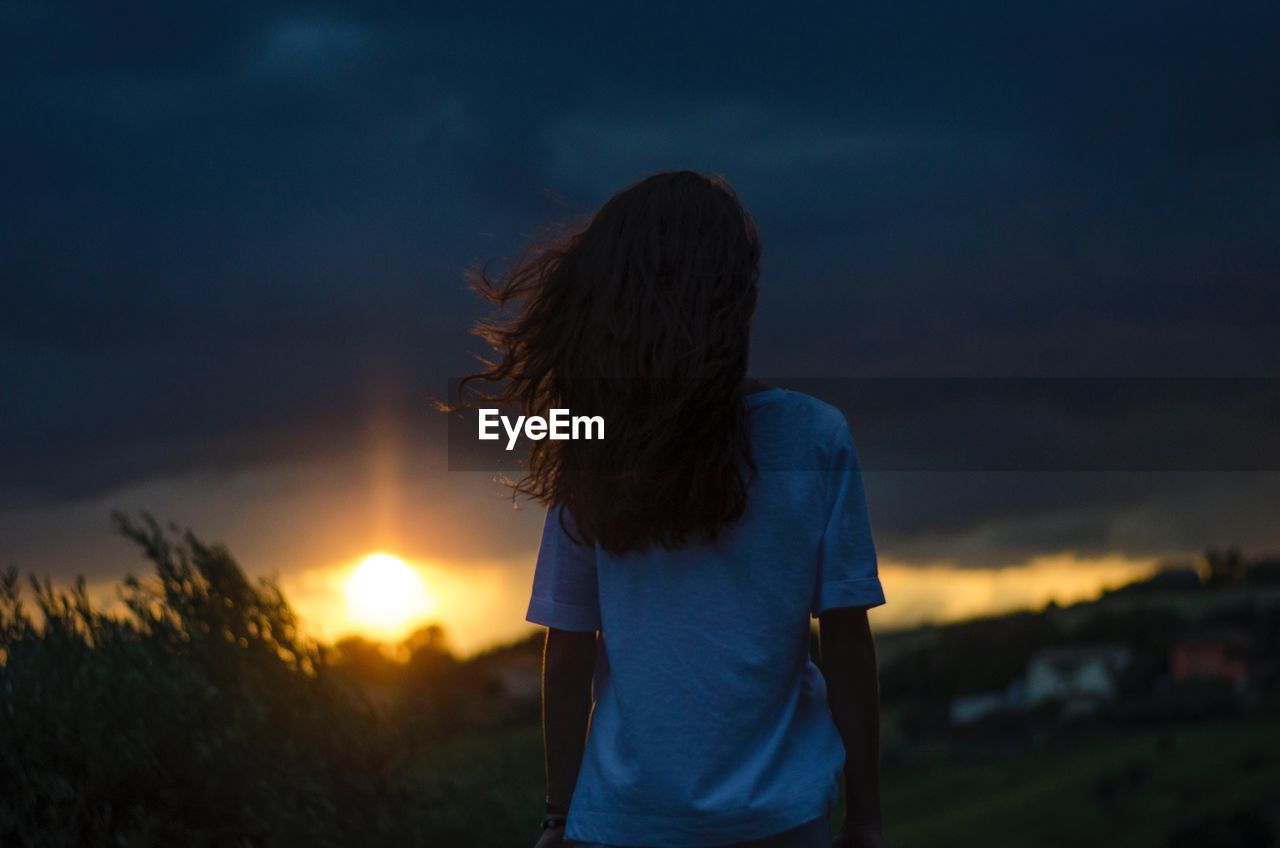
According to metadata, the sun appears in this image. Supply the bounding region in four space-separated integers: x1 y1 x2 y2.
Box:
344 552 434 639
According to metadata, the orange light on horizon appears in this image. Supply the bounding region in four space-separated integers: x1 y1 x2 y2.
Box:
281 551 533 655
273 547 1162 656
343 552 435 640
873 553 1160 631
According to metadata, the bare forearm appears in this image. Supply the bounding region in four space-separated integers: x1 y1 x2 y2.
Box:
835 674 881 829
819 608 883 831
542 628 596 806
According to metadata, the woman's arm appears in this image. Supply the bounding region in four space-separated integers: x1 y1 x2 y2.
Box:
819 607 885 848
535 627 596 846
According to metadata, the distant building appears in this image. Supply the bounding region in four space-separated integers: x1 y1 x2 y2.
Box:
1025 645 1132 713
1170 629 1254 691
950 691 1009 725
949 680 1028 726
950 646 1135 724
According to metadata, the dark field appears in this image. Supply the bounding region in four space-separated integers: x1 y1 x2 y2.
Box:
421 717 1280 848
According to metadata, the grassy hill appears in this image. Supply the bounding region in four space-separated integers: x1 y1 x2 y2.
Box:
413 716 1280 847
879 717 1279 848
4 515 1277 846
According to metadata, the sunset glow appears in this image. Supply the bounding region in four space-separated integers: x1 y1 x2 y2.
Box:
268 548 1164 655
874 553 1160 630
344 553 435 639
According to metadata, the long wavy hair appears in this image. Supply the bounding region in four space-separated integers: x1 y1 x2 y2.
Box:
460 170 761 554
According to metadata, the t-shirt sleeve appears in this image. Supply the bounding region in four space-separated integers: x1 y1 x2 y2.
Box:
812 416 886 616
525 504 602 632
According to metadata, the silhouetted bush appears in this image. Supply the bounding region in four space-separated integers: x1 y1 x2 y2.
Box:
0 511 495 847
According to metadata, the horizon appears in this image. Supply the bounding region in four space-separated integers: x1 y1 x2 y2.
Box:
47 515 1242 657
49 534 1265 661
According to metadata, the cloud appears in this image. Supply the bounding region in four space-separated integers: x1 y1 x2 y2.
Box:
2 0 1279 568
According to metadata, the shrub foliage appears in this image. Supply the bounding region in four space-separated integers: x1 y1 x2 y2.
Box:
0 511 492 847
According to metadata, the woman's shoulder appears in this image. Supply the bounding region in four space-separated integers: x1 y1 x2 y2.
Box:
747 387 851 469
748 386 849 434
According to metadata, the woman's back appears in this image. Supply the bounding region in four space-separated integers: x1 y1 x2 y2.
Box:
526 387 885 846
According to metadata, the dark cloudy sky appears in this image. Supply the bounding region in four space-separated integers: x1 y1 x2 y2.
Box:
3 2 1279 644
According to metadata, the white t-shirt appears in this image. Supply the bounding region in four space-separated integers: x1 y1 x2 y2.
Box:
526 387 885 847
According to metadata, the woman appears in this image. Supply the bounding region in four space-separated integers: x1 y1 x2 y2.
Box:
463 171 886 848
